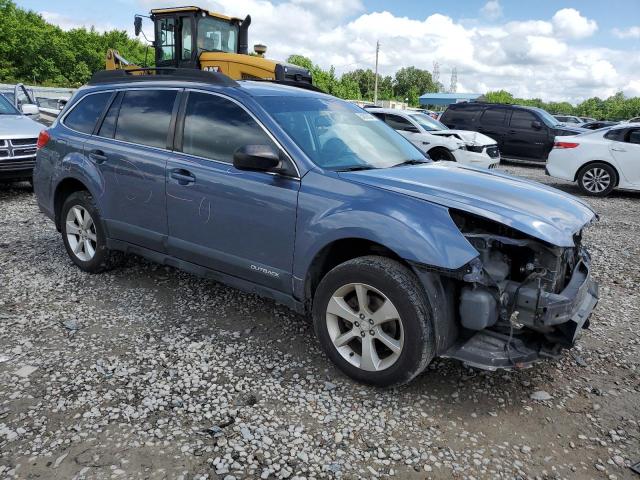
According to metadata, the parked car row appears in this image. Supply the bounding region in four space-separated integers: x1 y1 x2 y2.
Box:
366 107 500 168
0 93 42 182
28 69 599 386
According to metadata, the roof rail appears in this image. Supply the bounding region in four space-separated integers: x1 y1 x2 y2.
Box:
88 68 239 87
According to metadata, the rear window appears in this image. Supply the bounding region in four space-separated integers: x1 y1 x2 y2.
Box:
115 90 178 149
604 128 625 142
440 105 482 126
64 92 112 134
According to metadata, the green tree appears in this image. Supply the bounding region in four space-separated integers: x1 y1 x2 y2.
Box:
393 67 438 106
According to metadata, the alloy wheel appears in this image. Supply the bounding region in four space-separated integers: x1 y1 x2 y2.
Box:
582 167 611 193
325 283 404 372
65 205 97 262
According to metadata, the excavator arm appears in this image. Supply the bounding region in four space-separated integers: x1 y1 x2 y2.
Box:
105 49 141 71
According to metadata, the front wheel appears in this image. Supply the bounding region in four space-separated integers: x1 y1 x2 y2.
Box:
312 256 437 387
427 147 456 162
577 162 616 197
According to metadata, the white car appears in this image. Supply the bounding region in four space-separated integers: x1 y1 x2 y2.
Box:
546 123 640 196
368 108 500 168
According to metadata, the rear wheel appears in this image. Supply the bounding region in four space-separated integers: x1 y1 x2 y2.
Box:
428 147 455 162
60 191 119 273
577 162 616 196
312 256 437 387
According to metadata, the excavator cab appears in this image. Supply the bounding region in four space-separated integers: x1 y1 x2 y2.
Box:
141 6 313 86
150 7 249 70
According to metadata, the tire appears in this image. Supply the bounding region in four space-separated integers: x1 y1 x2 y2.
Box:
428 147 455 162
312 256 437 387
60 191 119 273
577 162 617 197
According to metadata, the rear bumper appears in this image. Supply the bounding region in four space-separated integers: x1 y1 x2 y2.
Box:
443 249 599 370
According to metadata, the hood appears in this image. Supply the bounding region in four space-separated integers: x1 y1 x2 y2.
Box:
340 163 596 247
0 114 43 138
430 129 496 146
405 131 463 150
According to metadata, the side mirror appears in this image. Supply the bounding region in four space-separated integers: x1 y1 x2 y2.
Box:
134 16 143 37
531 120 542 130
233 145 281 172
21 104 39 116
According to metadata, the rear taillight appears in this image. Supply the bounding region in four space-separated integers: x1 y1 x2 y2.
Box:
36 130 50 149
553 141 579 149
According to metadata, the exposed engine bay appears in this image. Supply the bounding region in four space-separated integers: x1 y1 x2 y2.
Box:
442 210 599 370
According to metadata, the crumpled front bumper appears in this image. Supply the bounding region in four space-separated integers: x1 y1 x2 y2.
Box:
443 249 599 370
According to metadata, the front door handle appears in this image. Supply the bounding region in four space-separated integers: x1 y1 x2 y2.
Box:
170 168 196 185
89 149 107 164
508 129 517 134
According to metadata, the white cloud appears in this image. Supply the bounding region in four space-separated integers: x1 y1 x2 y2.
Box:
552 8 597 39
43 1 637 103
613 26 640 39
480 1 502 20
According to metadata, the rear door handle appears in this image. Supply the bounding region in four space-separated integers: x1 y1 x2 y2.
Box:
508 129 517 134
611 147 626 152
89 149 107 164
170 168 196 185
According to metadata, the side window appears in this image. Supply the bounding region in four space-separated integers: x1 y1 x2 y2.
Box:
115 90 178 149
182 92 275 163
604 129 625 142
480 108 507 126
385 114 416 131
181 18 192 60
64 92 112 134
627 129 640 145
159 17 175 61
370 112 386 122
510 110 537 129
97 92 123 139
443 105 481 125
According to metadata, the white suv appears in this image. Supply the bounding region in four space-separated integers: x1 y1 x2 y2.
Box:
368 108 500 168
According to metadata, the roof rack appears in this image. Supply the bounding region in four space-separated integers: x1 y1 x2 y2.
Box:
88 68 239 87
243 78 324 93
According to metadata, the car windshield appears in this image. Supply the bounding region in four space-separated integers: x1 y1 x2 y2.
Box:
258 96 427 170
0 94 19 115
198 16 238 54
409 113 447 131
532 107 562 127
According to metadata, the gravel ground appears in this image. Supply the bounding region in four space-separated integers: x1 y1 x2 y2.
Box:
0 165 638 480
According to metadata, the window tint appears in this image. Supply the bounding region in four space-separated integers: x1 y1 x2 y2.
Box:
510 110 537 129
64 92 112 134
115 90 177 149
97 92 122 138
480 108 507 126
182 92 275 163
385 114 415 131
627 129 640 145
604 128 625 142
441 105 482 125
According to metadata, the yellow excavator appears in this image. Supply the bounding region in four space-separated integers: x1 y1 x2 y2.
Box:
106 6 313 87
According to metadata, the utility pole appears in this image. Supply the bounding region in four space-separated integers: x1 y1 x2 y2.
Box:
374 40 380 105
432 61 440 92
449 67 458 94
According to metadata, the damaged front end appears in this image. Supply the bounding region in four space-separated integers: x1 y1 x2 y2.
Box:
442 210 599 371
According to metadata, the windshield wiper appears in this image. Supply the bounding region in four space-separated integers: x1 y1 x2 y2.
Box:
336 165 376 172
392 159 429 167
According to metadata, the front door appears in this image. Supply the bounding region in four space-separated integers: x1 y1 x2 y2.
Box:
610 127 640 185
86 89 179 251
503 109 549 161
155 14 198 69
166 91 300 292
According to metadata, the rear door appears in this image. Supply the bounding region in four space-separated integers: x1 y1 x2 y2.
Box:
165 90 300 292
609 127 640 185
85 88 179 251
476 107 509 151
502 109 549 161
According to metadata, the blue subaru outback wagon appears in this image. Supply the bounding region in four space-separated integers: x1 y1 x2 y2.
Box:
33 69 599 386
